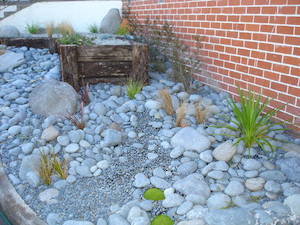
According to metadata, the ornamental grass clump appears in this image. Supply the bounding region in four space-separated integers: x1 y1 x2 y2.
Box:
38 151 53 185
221 88 287 152
57 22 74 36
126 79 143 99
45 22 54 38
57 33 93 46
51 154 68 180
175 102 186 127
88 24 98 33
159 89 174 115
26 23 40 34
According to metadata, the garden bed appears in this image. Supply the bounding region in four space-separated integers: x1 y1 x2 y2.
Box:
1 46 300 225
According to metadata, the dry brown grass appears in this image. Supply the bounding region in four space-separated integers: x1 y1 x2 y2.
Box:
159 89 174 115
176 103 187 127
38 151 53 185
57 22 74 36
45 22 54 38
195 105 207 124
0 50 5 55
51 154 68 179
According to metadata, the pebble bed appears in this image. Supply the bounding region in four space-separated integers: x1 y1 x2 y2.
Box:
1 46 300 225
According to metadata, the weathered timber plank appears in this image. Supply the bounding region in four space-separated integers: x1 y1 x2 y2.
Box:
132 44 149 83
77 45 132 58
77 56 132 62
84 76 128 85
78 61 131 78
0 38 58 53
59 45 80 91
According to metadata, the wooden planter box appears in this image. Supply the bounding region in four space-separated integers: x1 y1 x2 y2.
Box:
58 43 148 91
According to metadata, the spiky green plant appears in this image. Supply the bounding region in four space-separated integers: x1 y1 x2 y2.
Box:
88 24 98 33
26 23 40 34
151 215 174 225
144 188 165 201
220 88 287 152
126 79 143 99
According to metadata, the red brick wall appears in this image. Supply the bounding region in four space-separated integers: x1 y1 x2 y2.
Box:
122 0 300 131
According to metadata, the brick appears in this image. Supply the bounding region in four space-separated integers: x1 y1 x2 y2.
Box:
247 7 261 14
254 16 269 23
238 48 250 56
255 77 270 87
263 88 278 99
264 71 280 81
289 86 300 96
234 80 247 89
291 67 300 76
285 37 300 46
260 25 274 33
236 64 249 73
286 17 300 25
245 41 258 49
271 82 288 92
277 26 294 34
280 6 296 14
294 47 300 56
283 56 300 67
266 53 282 63
287 105 300 117
281 75 298 85
278 93 296 104
276 111 294 124
242 74 255 83
245 24 260 31
273 64 290 74
268 35 284 44
250 67 264 76
269 16 287 24
275 45 293 55
262 7 277 14
259 43 274 52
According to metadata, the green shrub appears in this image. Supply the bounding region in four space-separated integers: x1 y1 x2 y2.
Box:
26 23 40 34
57 33 93 46
144 188 165 201
151 215 174 225
116 26 129 35
88 24 98 33
126 79 143 99
219 88 287 152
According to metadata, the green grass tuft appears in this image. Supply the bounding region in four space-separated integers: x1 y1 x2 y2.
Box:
217 88 287 152
116 26 129 35
144 188 165 201
26 23 40 34
88 24 98 33
151 215 174 225
126 79 143 99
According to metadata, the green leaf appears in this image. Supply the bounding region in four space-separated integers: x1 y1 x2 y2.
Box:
151 215 174 225
144 188 165 201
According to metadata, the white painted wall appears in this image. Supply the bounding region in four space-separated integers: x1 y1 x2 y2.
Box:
0 1 122 33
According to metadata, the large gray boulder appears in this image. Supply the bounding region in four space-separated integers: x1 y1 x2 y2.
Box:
0 50 25 72
29 80 79 117
276 157 300 182
171 127 211 152
0 25 20 38
19 154 40 181
100 8 121 34
204 208 255 225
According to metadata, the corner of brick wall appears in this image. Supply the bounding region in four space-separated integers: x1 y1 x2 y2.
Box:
122 0 300 132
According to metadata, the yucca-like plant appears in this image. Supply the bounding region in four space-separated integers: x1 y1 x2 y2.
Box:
126 79 143 99
88 24 98 33
26 23 40 34
222 88 286 152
